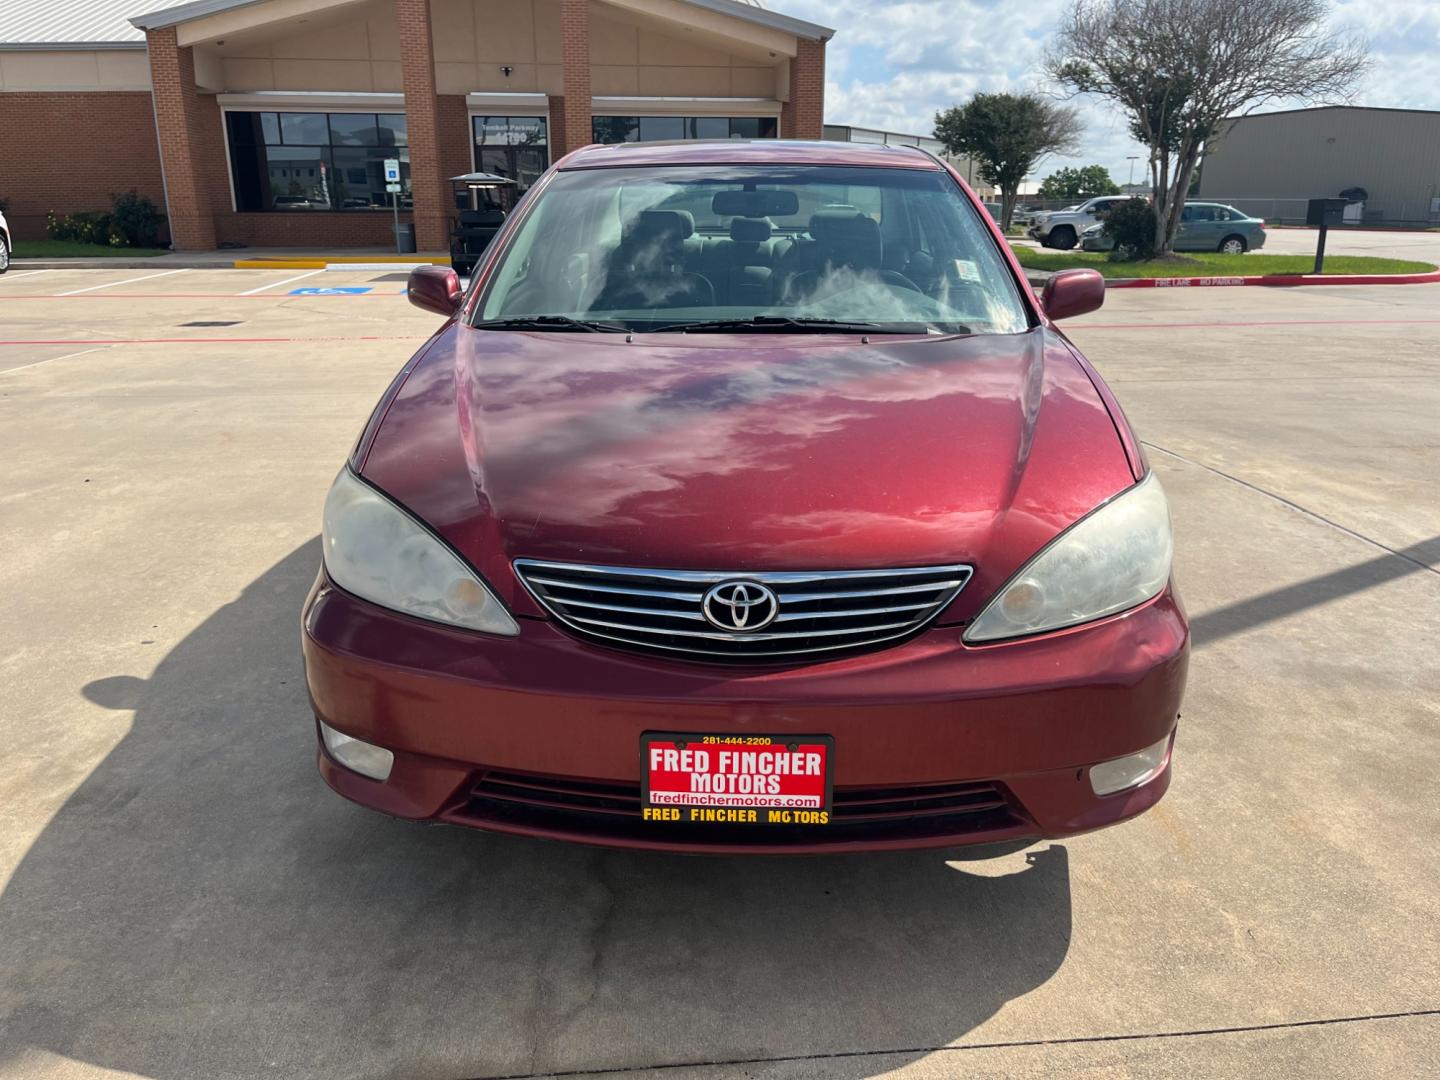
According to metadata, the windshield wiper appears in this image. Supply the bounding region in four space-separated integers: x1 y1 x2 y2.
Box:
645 315 934 335
472 315 629 333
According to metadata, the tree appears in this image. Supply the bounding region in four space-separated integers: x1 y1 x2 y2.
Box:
1046 0 1367 255
934 93 1080 230
1038 164 1120 200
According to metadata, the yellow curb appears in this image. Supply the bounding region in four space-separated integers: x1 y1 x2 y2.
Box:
322 254 449 263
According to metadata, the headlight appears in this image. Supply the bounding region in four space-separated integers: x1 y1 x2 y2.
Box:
322 468 519 635
965 472 1173 643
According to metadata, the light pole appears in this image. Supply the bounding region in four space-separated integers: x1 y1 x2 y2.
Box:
1127 156 1139 186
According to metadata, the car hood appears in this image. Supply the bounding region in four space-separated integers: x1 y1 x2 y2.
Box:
360 325 1138 621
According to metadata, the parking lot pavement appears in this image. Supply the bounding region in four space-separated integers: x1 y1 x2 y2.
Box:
1249 226 1440 264
0 271 1436 1079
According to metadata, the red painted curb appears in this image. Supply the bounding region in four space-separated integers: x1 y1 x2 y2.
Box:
1106 269 1440 289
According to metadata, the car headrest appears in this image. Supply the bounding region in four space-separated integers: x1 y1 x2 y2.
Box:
729 216 772 242
623 209 695 244
807 207 882 266
808 206 869 237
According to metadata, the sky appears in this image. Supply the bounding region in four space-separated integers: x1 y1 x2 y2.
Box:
774 0 1440 189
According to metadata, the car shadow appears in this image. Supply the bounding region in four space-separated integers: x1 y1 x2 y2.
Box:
1190 534 1440 647
0 540 1073 1080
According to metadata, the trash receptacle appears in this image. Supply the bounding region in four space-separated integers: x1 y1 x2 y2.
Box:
395 222 416 254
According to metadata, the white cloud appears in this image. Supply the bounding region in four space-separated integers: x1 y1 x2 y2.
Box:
780 0 1432 187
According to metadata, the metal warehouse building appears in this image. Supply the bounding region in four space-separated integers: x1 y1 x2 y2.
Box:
1196 105 1440 227
0 0 832 251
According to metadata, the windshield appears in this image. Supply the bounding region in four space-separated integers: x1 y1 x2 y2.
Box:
474 164 1030 334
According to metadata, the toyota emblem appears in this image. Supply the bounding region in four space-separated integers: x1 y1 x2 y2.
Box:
701 580 779 632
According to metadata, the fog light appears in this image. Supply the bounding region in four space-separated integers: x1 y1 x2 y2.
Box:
1089 732 1172 796
320 720 394 782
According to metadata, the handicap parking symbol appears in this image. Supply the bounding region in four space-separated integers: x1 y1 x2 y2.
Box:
289 286 373 296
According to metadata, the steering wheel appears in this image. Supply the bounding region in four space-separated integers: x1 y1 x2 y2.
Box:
876 269 923 293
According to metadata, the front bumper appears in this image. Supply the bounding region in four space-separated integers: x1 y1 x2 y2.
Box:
302 573 1188 853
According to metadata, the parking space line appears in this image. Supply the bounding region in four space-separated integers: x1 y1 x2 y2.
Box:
0 269 55 282
0 335 425 345
56 268 193 296
0 290 408 300
237 269 325 295
0 345 110 377
1146 442 1440 577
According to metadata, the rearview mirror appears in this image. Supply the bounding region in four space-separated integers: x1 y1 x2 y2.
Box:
711 190 801 217
1040 268 1105 321
408 266 462 317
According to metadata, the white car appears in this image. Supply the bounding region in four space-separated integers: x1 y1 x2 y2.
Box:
1027 195 1145 251
0 207 10 274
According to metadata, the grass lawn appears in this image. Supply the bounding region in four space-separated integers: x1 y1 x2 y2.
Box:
1011 247 1437 278
11 239 169 259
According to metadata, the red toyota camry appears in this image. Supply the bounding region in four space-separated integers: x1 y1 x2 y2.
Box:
302 140 1188 853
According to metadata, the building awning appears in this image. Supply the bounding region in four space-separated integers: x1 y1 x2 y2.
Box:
128 0 834 40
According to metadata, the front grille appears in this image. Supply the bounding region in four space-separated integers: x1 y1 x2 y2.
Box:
456 770 1023 848
512 560 972 662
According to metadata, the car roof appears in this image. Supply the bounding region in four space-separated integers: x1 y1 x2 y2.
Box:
559 139 943 171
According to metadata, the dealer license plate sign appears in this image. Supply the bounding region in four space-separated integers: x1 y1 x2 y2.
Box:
641 734 834 826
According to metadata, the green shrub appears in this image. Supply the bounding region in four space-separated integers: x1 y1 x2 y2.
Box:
1102 198 1158 261
110 189 165 247
44 193 165 248
47 210 113 245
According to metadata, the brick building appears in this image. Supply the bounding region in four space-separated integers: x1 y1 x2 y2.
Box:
0 0 832 250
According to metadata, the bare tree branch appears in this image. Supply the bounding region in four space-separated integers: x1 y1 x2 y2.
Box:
1046 0 1368 254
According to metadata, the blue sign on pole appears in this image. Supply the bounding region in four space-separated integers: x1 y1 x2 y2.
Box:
289 286 373 296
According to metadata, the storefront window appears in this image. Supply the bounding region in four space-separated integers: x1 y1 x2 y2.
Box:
638 116 684 141
689 116 730 139
278 112 329 144
591 116 778 144
592 116 639 143
225 111 410 212
472 116 549 193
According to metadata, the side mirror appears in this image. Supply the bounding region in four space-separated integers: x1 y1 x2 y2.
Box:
1040 268 1105 321
407 266 462 317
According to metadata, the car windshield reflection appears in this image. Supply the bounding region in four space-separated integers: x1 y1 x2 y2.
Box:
473 164 1029 335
